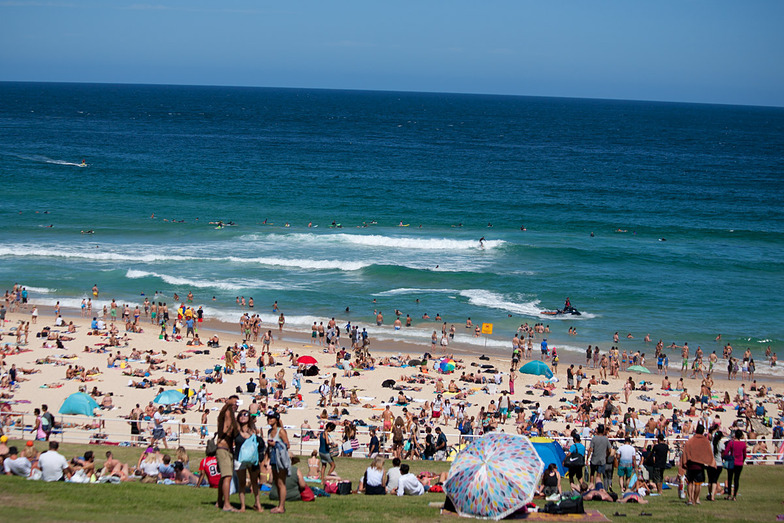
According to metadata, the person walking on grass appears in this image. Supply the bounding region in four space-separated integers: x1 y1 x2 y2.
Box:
723 429 747 501
682 423 715 506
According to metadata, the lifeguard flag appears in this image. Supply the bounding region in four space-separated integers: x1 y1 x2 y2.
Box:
481 323 493 335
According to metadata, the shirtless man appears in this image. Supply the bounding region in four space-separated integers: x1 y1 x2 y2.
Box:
382 406 394 439
102 451 130 481
376 311 383 326
681 343 690 377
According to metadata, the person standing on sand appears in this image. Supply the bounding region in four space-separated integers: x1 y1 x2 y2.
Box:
509 370 516 395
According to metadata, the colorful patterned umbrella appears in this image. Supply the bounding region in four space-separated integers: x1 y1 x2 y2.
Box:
444 432 544 520
439 358 456 373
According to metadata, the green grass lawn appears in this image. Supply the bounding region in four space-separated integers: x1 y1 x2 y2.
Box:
2 440 783 522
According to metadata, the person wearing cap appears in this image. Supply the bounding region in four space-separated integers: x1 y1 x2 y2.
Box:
4 446 31 477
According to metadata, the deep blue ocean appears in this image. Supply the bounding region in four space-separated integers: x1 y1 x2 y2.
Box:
1 82 782 368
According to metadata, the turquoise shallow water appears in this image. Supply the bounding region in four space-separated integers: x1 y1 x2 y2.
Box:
0 82 782 366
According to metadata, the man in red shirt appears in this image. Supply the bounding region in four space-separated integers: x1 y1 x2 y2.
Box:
197 455 220 488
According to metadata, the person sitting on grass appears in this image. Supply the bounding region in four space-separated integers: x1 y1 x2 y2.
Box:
535 463 562 498
396 463 425 496
358 456 387 495
101 451 130 481
3 446 32 477
173 461 199 485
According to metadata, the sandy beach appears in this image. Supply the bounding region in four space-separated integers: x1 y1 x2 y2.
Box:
1 297 781 463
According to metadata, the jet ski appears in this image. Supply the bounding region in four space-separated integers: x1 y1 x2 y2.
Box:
540 306 581 316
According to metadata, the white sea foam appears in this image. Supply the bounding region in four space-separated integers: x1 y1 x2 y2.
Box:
124 270 297 291
459 289 543 317
373 288 460 297
205 308 321 327
227 256 368 271
245 233 505 251
0 246 200 263
20 286 55 294
16 154 84 167
0 246 368 272
330 234 505 251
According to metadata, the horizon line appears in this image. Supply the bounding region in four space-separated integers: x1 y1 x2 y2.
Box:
1 79 782 110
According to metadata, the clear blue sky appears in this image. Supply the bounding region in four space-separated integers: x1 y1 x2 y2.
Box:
1 0 782 106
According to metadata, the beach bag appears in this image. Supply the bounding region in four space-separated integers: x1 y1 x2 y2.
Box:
329 443 340 457
544 494 584 514
722 443 735 470
300 486 315 502
337 481 352 495
564 452 584 468
342 441 354 453
205 435 218 456
324 481 339 494
238 435 259 466
350 438 360 450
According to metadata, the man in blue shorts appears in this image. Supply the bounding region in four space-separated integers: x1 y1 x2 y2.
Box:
616 437 636 491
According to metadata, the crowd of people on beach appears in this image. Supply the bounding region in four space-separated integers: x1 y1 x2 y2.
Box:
1 283 783 515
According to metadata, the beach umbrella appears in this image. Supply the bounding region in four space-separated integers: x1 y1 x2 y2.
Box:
519 360 554 379
154 390 186 405
439 358 456 373
59 392 99 417
530 436 567 475
444 432 544 520
627 365 651 374
297 355 318 365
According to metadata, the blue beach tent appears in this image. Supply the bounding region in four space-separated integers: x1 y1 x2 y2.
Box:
530 437 567 475
59 392 99 417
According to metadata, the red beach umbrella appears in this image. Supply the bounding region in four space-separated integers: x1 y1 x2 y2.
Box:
297 355 318 365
